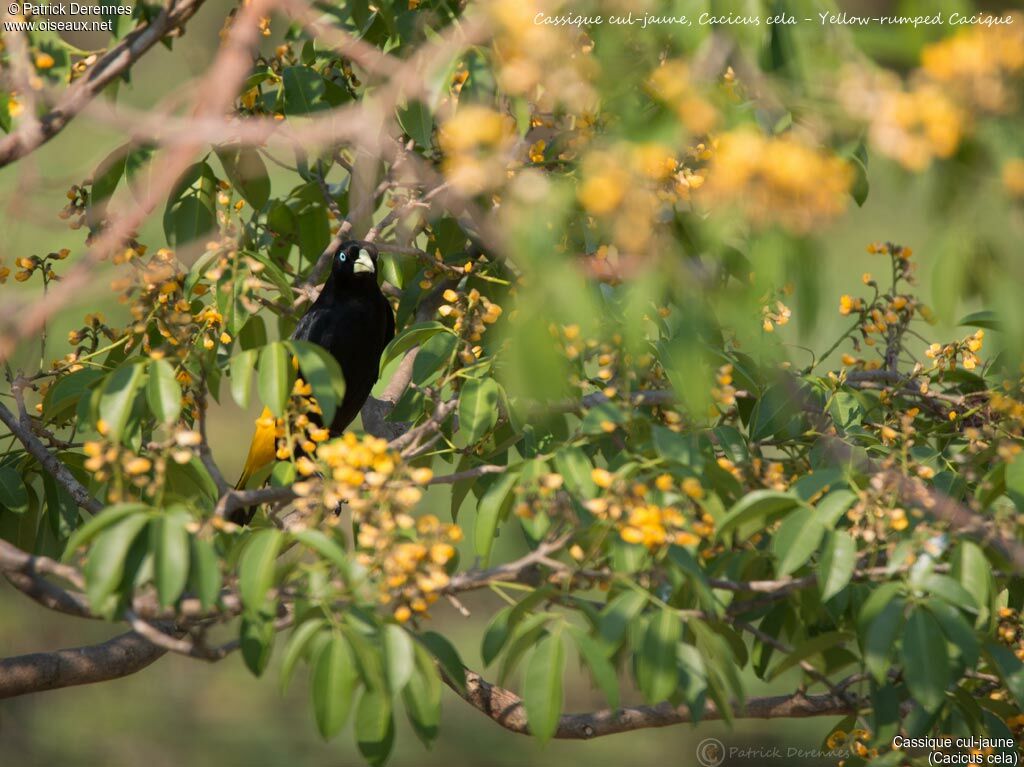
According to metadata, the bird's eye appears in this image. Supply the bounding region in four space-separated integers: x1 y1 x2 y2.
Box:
338 252 347 263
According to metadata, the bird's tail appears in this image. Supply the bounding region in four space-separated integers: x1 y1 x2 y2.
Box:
230 406 278 525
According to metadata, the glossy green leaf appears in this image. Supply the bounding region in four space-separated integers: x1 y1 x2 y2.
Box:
238 528 282 612
98 361 146 441
818 530 857 601
152 508 190 607
568 626 620 709
717 490 799 540
83 512 149 613
280 618 326 693
215 144 271 209
459 378 500 444
312 630 358 739
257 342 291 418
384 624 415 694
287 340 346 426
523 633 565 743
146 358 181 424
474 469 518 565
773 507 826 576
902 607 950 712
0 466 29 514
229 349 258 409
636 610 681 703
355 688 395 766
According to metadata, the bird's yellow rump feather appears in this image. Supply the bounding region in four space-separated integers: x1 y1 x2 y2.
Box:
236 406 277 490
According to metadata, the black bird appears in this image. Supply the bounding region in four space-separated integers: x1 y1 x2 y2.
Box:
232 240 395 521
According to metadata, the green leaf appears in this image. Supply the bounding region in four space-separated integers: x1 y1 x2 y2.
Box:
238 529 282 612
188 536 221 610
163 162 217 246
418 631 466 692
99 361 146 441
598 591 647 655
146 358 181 424
927 600 979 668
0 466 29 514
280 618 326 693
865 598 905 683
215 144 270 209
229 349 258 409
355 688 395 766
984 642 1024 708
902 607 950 712
554 446 596 499
83 512 149 613
152 508 190 607
749 383 795 441
523 633 564 743
481 606 513 667
636 610 681 703
292 529 350 581
384 624 415 694
402 642 442 746
716 490 799 540
773 507 826 576
921 574 978 614
957 310 1002 331
474 469 518 565
240 614 275 676
287 340 346 426
258 342 291 418
63 503 149 560
767 631 852 680
819 531 857 601
312 630 358 739
814 489 858 528
459 378 500 444
397 100 434 148
282 66 328 115
568 626 619 709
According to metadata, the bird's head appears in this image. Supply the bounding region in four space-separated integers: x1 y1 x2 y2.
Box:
331 240 379 285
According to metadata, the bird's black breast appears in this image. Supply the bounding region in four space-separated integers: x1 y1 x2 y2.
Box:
291 286 394 434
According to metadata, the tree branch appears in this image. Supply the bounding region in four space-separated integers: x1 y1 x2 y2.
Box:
0 400 102 514
0 631 165 698
0 0 209 167
445 667 859 739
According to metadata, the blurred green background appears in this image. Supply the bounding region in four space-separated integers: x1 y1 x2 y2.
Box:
0 0 1018 763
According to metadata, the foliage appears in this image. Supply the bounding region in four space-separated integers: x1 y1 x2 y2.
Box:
2 1 1024 765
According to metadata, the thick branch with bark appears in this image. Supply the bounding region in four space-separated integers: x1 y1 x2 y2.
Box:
445 668 859 739
0 631 166 699
0 0 209 167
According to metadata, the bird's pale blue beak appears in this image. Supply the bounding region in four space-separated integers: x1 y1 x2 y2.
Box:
353 248 375 275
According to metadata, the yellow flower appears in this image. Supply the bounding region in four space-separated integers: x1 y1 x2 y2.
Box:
681 477 704 500
591 468 614 488
35 53 55 70
528 140 546 164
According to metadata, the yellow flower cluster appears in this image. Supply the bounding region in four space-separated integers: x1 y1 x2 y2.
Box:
438 287 502 364
920 18 1024 113
553 322 666 404
488 0 597 115
290 432 460 622
711 364 737 408
269 379 328 466
82 429 201 502
9 249 69 284
703 129 852 233
924 330 985 372
439 106 516 194
576 143 706 252
58 184 89 229
761 300 792 333
645 60 719 136
585 468 712 550
66 312 119 356
828 728 877 761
